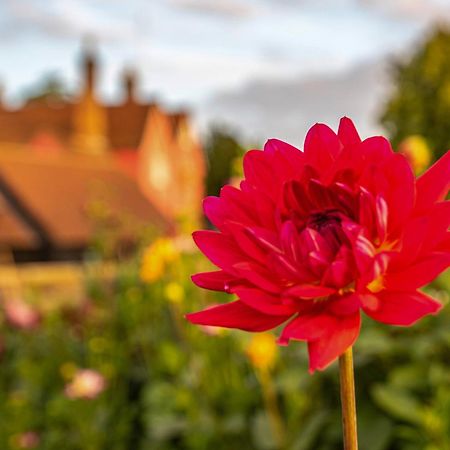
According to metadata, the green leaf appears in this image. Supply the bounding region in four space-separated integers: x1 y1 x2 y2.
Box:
371 385 424 425
290 410 329 450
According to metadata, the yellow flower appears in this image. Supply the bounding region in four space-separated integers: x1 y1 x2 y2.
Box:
398 135 432 174
164 282 185 304
246 333 278 372
140 238 179 282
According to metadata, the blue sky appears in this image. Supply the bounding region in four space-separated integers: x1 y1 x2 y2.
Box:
0 0 449 140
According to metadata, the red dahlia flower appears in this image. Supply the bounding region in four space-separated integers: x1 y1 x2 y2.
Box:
187 118 450 372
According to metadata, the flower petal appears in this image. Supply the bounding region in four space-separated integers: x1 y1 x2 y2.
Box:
193 230 244 270
285 284 336 299
203 196 226 229
385 252 450 290
391 201 450 268
382 153 415 234
307 312 361 373
186 300 289 331
415 150 450 214
375 195 388 243
322 259 351 287
263 139 305 181
304 123 342 171
363 291 442 326
421 201 450 252
338 117 361 147
243 150 278 198
225 221 267 263
232 261 282 293
359 136 393 163
342 222 376 274
220 185 258 226
233 287 297 316
191 271 234 292
264 138 304 168
277 312 335 345
328 293 362 316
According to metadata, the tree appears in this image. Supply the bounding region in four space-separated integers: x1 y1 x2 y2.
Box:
380 27 450 160
22 74 71 106
204 126 246 197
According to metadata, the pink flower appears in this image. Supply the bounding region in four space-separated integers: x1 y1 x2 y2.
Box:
187 118 449 372
3 298 40 330
64 369 106 399
17 431 40 449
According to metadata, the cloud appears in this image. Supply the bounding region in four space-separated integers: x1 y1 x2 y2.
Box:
2 0 134 42
170 0 258 18
359 0 450 22
198 60 388 145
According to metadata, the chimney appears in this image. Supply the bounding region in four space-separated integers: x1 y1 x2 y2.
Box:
123 68 137 104
71 37 108 155
81 36 97 94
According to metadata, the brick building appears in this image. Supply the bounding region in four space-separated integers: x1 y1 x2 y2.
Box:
0 44 205 262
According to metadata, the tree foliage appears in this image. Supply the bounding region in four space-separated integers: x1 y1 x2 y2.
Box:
204 127 245 197
22 75 71 106
380 27 450 160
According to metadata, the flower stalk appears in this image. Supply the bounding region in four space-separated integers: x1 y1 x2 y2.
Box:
339 347 358 450
257 369 285 449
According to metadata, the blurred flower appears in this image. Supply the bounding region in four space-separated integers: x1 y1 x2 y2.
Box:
3 298 40 330
14 431 40 449
246 333 277 372
140 237 179 282
199 324 227 336
164 282 185 304
187 117 449 373
64 369 106 400
398 135 432 174
172 234 197 254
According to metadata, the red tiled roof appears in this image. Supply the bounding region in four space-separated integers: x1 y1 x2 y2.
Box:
0 149 171 250
0 192 40 249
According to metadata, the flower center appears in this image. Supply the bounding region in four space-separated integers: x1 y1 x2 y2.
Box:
307 209 341 231
307 209 345 253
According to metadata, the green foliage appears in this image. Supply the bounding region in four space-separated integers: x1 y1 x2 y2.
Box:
204 127 246 197
380 27 450 160
22 75 71 106
0 251 448 449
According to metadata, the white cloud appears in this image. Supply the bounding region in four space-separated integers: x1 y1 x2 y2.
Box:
3 0 134 41
359 0 450 22
0 0 446 120
170 0 258 18
197 60 388 144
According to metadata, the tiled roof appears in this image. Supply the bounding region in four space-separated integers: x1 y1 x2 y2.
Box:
0 149 171 251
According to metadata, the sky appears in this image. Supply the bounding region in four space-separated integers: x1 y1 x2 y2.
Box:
0 0 449 143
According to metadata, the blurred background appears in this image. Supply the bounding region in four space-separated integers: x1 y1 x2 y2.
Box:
0 0 448 449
